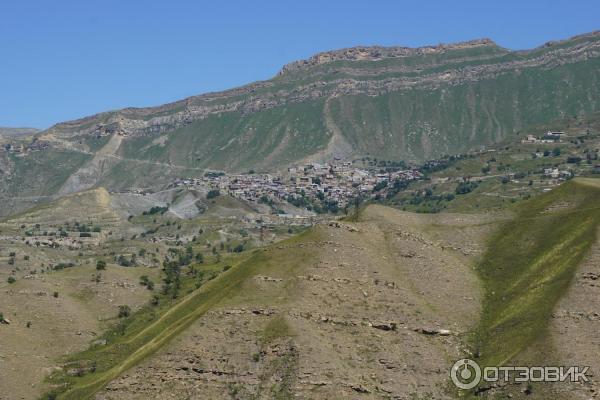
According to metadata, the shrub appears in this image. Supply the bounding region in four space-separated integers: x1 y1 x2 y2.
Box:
143 206 168 215
53 262 74 270
118 305 131 318
117 255 132 267
96 260 106 270
455 181 478 195
139 275 150 286
373 180 388 192
7 276 16 284
207 189 220 199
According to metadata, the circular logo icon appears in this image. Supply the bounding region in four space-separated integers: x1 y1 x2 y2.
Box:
450 358 482 390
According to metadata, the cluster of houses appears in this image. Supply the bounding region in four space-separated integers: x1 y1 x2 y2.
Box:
171 161 422 210
521 131 565 144
543 168 572 179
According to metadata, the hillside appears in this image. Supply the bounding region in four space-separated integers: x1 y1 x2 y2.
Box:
43 205 497 400
0 186 303 399
1 31 599 214
472 178 600 398
1 169 599 399
32 179 600 400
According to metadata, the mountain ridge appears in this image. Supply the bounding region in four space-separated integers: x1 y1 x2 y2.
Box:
43 30 600 139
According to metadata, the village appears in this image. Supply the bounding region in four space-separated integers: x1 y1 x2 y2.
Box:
170 161 423 211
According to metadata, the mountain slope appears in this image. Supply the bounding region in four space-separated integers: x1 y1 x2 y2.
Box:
2 31 600 209
0 127 39 138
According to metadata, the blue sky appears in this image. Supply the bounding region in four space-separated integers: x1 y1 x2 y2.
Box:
1 0 598 128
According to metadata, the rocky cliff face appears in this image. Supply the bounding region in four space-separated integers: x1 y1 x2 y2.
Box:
278 38 500 74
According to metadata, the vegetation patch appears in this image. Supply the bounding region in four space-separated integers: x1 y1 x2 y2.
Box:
473 179 600 370
260 315 292 345
43 229 316 400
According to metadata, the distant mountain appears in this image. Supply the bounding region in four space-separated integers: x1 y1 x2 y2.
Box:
0 127 39 137
2 30 600 215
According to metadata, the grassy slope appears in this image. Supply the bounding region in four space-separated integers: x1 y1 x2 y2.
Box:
330 57 600 163
117 99 328 173
474 178 600 368
131 54 600 171
3 149 90 196
45 229 317 400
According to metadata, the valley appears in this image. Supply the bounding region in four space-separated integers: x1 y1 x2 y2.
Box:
1 30 600 400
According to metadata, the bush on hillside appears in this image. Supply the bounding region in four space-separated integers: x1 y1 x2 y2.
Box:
207 190 220 199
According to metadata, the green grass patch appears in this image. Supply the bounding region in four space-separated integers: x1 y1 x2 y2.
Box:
473 179 600 369
260 315 292 345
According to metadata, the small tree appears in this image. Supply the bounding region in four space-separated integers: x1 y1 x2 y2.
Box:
96 260 106 270
118 305 131 318
206 189 220 199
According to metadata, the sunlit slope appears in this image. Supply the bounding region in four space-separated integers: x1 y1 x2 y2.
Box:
43 206 493 399
475 178 600 367
2 32 600 213
0 187 121 230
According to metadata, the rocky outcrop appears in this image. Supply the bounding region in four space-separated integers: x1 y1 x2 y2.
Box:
278 38 501 74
